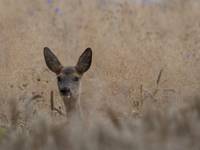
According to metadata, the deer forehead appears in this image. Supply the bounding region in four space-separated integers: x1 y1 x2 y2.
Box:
59 67 81 77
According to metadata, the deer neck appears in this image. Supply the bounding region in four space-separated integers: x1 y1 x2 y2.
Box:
63 85 81 119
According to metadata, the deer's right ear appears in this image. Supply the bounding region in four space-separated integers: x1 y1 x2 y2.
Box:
76 48 92 75
43 47 63 74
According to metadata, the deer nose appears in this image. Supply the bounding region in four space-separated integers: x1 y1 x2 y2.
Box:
60 88 70 95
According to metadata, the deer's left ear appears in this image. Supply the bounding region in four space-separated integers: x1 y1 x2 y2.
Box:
76 48 92 75
44 47 63 74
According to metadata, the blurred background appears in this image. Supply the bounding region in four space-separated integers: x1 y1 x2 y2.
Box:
0 0 200 126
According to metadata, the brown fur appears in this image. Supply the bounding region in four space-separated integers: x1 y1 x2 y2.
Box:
44 47 92 119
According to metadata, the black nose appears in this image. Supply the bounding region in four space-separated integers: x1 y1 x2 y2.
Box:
60 88 70 95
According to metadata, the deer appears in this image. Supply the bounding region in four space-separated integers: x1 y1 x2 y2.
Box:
43 47 92 119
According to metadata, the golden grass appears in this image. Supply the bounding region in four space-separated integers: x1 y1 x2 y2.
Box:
0 0 200 148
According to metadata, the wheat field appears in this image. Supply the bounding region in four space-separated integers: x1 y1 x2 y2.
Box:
0 0 200 149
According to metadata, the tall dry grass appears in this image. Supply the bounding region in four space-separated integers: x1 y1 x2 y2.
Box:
0 0 200 149
0 96 200 150
0 0 200 118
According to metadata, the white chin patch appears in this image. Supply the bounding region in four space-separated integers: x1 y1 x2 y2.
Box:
67 94 71 99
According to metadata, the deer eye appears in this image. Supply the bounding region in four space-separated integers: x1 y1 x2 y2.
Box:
73 77 79 81
57 76 61 82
